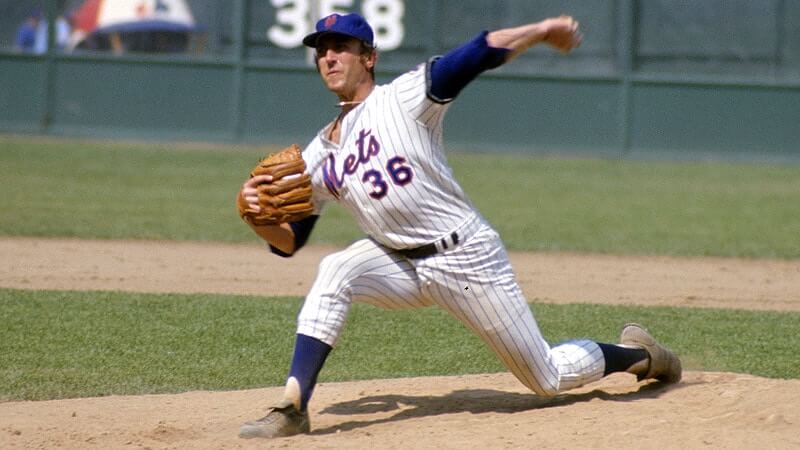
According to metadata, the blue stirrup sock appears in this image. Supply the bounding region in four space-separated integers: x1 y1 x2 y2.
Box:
285 333 332 411
597 342 649 376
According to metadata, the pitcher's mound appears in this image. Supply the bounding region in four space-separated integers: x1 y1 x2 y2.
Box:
2 371 799 449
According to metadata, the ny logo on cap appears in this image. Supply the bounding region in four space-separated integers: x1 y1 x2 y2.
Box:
324 14 338 29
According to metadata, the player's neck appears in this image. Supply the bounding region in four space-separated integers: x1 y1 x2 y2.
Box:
336 82 375 113
336 100 363 111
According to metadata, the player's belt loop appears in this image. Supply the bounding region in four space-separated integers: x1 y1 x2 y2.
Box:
440 231 458 251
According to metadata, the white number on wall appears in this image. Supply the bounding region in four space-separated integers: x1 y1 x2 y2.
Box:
267 0 405 51
363 0 404 51
268 0 310 49
319 0 354 18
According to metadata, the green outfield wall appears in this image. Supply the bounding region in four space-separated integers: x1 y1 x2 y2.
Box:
1 0 799 161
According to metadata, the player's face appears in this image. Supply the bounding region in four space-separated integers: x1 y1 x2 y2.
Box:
315 35 375 98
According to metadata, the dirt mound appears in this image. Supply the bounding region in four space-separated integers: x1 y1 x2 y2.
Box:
2 237 799 448
2 372 798 449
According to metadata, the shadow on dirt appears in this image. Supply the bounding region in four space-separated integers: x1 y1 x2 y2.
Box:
313 379 690 435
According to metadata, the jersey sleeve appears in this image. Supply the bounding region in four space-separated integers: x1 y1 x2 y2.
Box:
268 214 319 257
427 31 509 101
395 31 510 129
394 63 450 130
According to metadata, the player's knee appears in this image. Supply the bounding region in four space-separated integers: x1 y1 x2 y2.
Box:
509 375 559 396
516 358 569 396
526 379 560 397
510 367 560 396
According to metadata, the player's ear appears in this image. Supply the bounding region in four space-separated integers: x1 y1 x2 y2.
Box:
364 49 378 70
362 45 377 70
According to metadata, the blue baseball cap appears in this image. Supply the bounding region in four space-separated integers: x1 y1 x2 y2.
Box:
302 13 375 48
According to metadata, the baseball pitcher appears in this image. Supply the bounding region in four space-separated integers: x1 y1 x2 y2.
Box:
236 12 681 439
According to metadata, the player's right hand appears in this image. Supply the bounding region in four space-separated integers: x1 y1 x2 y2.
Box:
542 15 582 53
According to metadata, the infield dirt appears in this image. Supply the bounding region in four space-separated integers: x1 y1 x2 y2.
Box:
1 237 799 449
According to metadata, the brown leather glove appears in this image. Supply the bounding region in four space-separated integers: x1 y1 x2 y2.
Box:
237 144 314 225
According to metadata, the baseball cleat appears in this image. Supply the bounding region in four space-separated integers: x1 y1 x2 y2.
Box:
620 323 682 383
238 398 310 439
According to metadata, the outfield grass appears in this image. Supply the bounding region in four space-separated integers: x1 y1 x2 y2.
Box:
1 288 798 401
1 136 798 258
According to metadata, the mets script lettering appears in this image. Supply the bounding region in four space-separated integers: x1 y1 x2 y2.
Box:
323 129 380 197
322 129 414 200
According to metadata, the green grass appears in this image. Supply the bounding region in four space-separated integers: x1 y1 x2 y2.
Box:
452 153 800 258
1 288 798 401
0 137 258 242
1 136 799 258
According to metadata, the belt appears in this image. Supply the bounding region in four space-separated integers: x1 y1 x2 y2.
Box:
398 232 460 259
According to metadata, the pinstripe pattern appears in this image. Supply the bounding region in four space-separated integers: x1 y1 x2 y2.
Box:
296 61 605 396
304 63 468 249
296 220 605 396
298 239 433 345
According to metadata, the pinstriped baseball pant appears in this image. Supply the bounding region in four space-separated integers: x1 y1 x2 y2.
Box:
296 223 605 396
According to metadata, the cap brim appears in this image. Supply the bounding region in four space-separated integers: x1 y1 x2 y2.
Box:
302 30 370 48
301 31 325 48
303 31 347 48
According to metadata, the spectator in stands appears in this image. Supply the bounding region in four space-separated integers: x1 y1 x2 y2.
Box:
15 8 43 53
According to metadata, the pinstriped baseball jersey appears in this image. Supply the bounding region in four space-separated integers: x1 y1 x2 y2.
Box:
295 61 608 397
303 63 473 250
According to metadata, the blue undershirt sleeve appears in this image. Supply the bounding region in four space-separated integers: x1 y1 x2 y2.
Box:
268 214 320 257
427 30 510 103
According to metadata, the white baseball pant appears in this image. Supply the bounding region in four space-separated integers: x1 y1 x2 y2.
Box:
296 216 605 396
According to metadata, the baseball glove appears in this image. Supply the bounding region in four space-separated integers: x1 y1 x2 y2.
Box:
237 144 314 226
